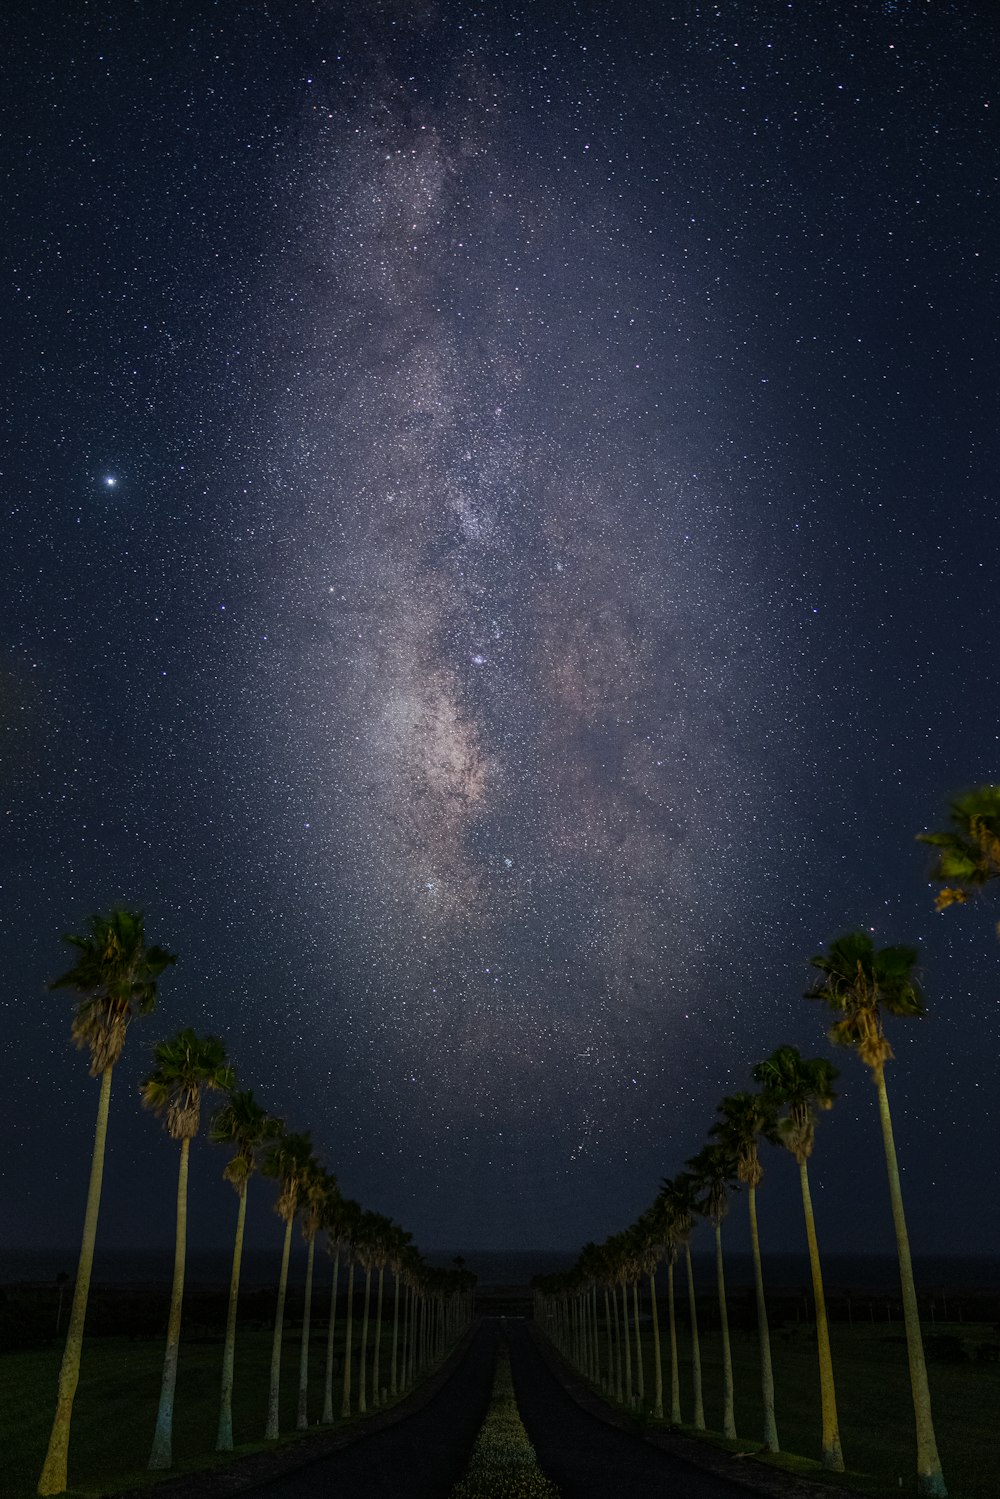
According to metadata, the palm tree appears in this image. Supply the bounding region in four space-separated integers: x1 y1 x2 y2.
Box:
261 1131 314 1440
648 1184 684 1425
628 1219 660 1415
687 1143 739 1440
711 1091 780 1454
369 1215 397 1408
399 1244 423 1392
754 1045 843 1471
38 910 176 1496
142 1030 233 1468
661 1174 705 1430
807 933 947 1497
388 1225 413 1398
918 785 1000 931
605 1234 632 1406
322 1195 359 1423
297 1161 336 1430
602 1239 624 1402
210 1090 283 1451
621 1229 645 1407
355 1210 385 1414
577 1241 605 1388
340 1204 363 1417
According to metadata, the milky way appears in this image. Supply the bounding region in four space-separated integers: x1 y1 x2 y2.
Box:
240 29 799 1235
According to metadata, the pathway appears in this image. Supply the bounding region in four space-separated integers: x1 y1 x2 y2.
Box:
245 1322 497 1499
507 1319 755 1499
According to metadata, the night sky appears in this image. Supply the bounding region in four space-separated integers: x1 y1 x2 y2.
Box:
4 1 999 1268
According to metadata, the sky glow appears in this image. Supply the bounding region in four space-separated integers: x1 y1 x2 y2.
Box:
4 2 999 1260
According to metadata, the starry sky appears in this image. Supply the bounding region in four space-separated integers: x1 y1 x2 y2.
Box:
3 1 999 1268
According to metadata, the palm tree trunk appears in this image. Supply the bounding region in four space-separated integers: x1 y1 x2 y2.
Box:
38 1065 114 1496
149 1137 191 1468
390 1270 401 1395
340 1260 355 1417
216 1179 248 1451
603 1286 614 1394
322 1249 340 1423
684 1243 705 1430
715 1219 736 1440
620 1282 633 1405
609 1282 623 1401
798 1158 843 1470
631 1279 645 1403
748 1184 779 1453
649 1269 664 1419
265 1213 294 1439
875 1068 946 1497
296 1230 316 1430
373 1266 385 1407
358 1266 372 1414
412 1291 420 1375
591 1285 600 1381
414 1288 422 1381
402 1281 412 1388
667 1257 681 1424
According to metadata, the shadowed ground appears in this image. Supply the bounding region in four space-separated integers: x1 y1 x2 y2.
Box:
245 1322 497 1498
249 1317 757 1499
506 1320 757 1499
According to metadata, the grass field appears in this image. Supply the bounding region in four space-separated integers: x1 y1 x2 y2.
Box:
0 1320 412 1499
6 1313 995 1499
584 1315 999 1499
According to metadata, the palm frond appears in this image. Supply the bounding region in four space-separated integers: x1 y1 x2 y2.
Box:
141 1029 232 1140
51 909 177 1074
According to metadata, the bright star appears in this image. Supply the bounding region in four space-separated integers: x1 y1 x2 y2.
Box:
103 475 117 487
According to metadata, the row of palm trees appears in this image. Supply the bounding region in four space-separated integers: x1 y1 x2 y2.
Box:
36 909 475 1496
533 785 1000 1499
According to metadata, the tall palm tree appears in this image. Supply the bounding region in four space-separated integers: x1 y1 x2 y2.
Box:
210 1089 283 1452
648 1183 685 1425
369 1215 397 1408
627 1220 660 1413
605 1234 632 1406
322 1194 359 1423
388 1225 413 1398
807 932 947 1498
355 1210 384 1414
754 1045 843 1471
38 910 176 1497
918 785 1000 931
711 1091 780 1454
687 1143 739 1440
142 1030 233 1468
297 1160 336 1430
399 1243 422 1392
661 1174 705 1430
261 1131 314 1440
577 1241 606 1388
340 1203 363 1417
622 1229 645 1407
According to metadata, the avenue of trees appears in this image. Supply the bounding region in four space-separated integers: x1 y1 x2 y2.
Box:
35 909 476 1497
532 785 1000 1499
31 786 1000 1498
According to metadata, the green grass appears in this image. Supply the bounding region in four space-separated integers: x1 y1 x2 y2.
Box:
583 1316 999 1499
0 1321 413 1499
